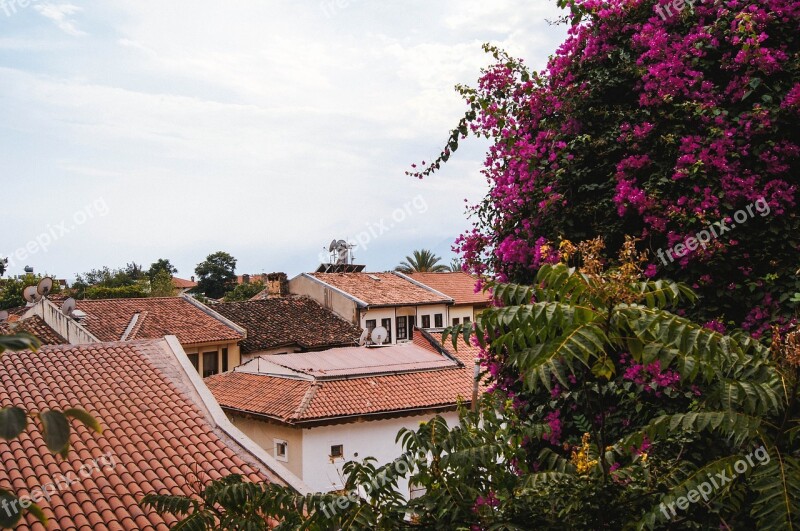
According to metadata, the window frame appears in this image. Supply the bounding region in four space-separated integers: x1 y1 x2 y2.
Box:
274 439 288 462
421 315 431 328
396 316 408 340
434 314 443 328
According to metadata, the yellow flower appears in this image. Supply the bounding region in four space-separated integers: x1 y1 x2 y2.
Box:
570 433 598 475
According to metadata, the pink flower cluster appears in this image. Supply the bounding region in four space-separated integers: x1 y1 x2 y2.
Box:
620 353 680 396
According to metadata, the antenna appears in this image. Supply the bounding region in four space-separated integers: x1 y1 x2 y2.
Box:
23 286 42 305
370 326 388 345
37 277 54 297
61 298 76 317
0 310 8 323
358 329 369 346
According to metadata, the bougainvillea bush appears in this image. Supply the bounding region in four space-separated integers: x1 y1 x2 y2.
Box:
412 0 800 337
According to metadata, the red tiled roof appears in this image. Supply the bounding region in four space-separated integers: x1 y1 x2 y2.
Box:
214 297 360 354
306 272 451 307
0 315 67 346
206 331 486 424
0 340 269 530
171 277 197 289
406 272 491 306
75 297 243 345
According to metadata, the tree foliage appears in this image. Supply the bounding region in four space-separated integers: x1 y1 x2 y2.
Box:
0 274 62 310
194 252 237 299
223 280 265 302
410 0 800 337
147 258 178 282
395 249 449 273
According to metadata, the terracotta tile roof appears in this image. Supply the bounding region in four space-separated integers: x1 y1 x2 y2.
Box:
0 340 270 530
206 331 487 424
405 272 491 306
214 297 360 354
0 315 67 345
306 272 451 307
171 277 197 289
75 297 243 345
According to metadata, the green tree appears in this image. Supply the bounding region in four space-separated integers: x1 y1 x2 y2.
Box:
72 263 147 297
141 475 309 531
147 259 177 282
223 280 265 302
149 269 177 297
0 258 7 277
394 249 448 273
0 333 100 528
194 252 237 299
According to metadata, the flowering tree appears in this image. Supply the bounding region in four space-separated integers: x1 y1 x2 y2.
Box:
410 0 800 337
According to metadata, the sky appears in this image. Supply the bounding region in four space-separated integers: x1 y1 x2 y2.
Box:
0 0 568 282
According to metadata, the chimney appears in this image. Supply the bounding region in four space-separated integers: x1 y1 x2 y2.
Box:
242 274 250 285
265 272 289 298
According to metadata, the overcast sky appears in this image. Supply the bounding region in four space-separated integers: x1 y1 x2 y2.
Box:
1 0 567 281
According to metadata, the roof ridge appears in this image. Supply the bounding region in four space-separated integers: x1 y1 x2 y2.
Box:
128 310 148 340
293 383 321 419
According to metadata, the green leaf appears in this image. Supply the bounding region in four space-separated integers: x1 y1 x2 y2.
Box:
0 407 27 440
0 333 40 355
64 408 102 434
38 410 71 456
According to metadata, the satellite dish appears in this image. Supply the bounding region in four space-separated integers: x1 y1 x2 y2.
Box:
61 298 76 316
0 311 8 322
23 286 41 304
328 239 337 252
358 329 369 346
37 277 54 296
371 326 388 345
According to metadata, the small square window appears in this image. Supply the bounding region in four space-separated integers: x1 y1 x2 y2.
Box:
464 316 471 324
274 439 288 462
421 315 431 328
452 317 460 325
330 444 344 459
434 314 443 328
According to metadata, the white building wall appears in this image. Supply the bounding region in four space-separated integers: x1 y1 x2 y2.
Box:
448 305 476 326
301 410 460 494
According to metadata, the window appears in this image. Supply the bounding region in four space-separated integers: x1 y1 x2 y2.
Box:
187 353 199 372
464 316 471 324
396 316 408 340
421 315 431 328
408 316 415 339
274 439 288 462
452 317 460 326
365 319 376 332
202 351 218 377
222 347 228 372
330 444 344 459
434 314 443 328
381 318 392 343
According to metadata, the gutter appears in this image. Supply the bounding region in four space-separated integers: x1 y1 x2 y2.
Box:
221 402 464 429
163 335 311 495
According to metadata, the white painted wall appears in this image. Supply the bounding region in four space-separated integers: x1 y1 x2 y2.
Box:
448 305 476 325
301 410 460 494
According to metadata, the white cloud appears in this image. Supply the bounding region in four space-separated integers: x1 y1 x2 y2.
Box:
34 3 85 36
0 0 568 278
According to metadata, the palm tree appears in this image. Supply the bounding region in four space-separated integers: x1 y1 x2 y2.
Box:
395 249 449 273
